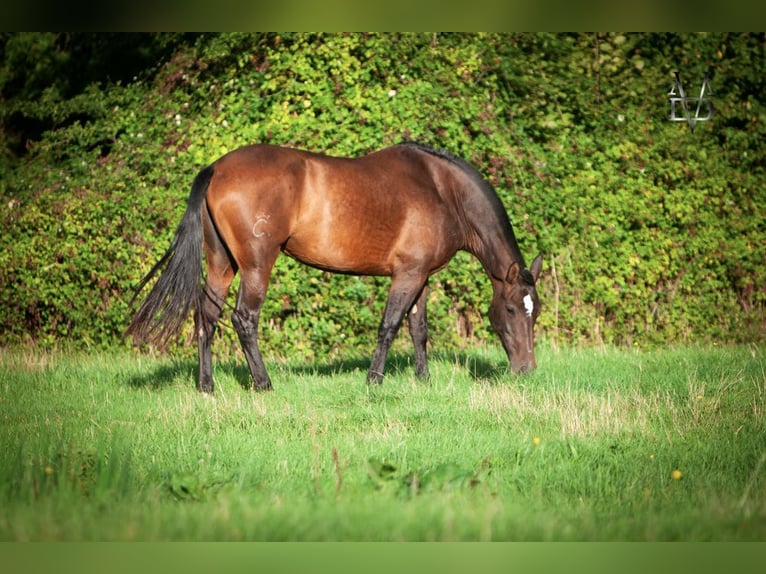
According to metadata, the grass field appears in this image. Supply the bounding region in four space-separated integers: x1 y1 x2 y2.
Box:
1 343 764 541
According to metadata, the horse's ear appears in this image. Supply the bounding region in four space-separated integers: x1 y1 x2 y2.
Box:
506 261 520 283
530 254 543 283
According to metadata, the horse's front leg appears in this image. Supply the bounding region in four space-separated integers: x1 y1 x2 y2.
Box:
407 283 429 380
368 274 427 384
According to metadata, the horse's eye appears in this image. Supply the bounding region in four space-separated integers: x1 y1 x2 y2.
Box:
506 306 517 316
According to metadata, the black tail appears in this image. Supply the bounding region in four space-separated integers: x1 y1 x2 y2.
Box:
126 164 215 348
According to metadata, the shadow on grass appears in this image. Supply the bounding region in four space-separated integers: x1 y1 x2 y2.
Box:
218 350 506 390
125 351 508 392
126 358 198 391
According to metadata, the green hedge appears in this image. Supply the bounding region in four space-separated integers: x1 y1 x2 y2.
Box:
1 33 764 357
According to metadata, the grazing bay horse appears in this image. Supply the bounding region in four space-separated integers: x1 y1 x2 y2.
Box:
126 142 542 392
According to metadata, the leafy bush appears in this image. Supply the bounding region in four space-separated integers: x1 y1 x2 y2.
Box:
1 33 764 357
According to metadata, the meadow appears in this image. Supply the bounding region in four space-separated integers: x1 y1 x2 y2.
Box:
0 343 764 541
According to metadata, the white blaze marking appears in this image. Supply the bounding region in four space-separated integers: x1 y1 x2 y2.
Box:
411 304 418 315
523 294 534 318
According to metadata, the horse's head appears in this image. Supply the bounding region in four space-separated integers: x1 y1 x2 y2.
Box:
488 254 543 374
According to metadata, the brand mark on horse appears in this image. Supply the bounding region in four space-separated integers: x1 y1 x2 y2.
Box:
252 215 270 238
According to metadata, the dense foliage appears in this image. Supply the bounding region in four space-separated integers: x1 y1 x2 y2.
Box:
1 33 764 356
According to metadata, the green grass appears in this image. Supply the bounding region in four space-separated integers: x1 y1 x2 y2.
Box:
1 344 764 540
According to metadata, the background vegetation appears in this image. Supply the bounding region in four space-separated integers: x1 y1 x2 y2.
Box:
1 33 764 357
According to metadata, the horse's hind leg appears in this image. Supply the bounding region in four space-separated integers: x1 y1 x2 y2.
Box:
407 284 429 379
231 248 280 391
196 278 228 393
196 206 236 393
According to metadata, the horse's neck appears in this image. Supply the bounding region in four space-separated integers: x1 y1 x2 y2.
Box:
474 225 524 283
439 159 524 281
460 194 524 282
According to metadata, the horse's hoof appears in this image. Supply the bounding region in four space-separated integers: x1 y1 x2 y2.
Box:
366 371 384 385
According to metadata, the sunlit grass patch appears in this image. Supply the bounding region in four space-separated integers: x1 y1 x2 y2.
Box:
0 344 763 540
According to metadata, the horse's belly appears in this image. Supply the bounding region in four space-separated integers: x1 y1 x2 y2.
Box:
282 232 396 276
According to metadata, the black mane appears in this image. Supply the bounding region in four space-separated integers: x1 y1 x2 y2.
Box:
399 140 464 167
520 269 535 286
399 140 502 206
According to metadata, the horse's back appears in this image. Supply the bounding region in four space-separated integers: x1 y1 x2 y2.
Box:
204 144 463 276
